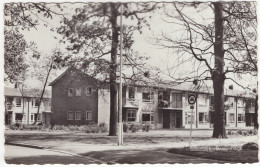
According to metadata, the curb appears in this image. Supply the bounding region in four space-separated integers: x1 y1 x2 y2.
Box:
5 142 106 164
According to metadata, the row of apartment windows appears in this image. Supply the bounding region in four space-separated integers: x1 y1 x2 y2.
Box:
68 87 92 97
7 97 44 108
15 113 41 123
67 111 92 120
185 112 245 124
126 109 154 124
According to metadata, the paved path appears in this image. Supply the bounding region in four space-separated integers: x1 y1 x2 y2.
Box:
5 145 101 165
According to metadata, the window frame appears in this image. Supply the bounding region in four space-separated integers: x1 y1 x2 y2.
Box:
86 87 92 96
67 111 74 120
16 97 22 107
142 91 154 103
228 113 235 123
238 114 245 123
127 109 136 122
75 88 82 96
75 111 82 120
68 88 74 97
128 87 135 101
86 111 92 120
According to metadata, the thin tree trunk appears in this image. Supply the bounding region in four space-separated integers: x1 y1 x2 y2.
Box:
108 3 119 136
212 2 227 138
33 61 53 125
254 94 258 129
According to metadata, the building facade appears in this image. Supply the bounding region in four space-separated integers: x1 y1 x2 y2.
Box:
50 71 256 129
4 87 52 125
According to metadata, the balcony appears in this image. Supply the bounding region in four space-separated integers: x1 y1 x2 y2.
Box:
158 99 182 109
123 97 139 108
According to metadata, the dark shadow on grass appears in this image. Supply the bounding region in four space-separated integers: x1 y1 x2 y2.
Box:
80 148 226 164
167 148 258 163
5 155 97 165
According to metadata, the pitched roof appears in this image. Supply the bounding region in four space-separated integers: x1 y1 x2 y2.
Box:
48 70 67 86
4 87 51 98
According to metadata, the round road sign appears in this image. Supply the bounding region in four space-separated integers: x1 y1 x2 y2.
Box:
188 94 196 105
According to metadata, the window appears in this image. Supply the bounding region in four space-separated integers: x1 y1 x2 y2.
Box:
16 98 21 107
171 93 182 108
35 99 41 108
128 87 135 101
198 94 207 107
86 111 92 120
75 111 82 120
75 88 82 96
142 113 154 124
238 114 245 123
67 111 74 120
199 112 208 124
228 113 235 123
86 87 92 96
158 91 170 107
68 88 73 97
127 109 136 122
142 91 154 102
15 113 23 122
31 114 35 122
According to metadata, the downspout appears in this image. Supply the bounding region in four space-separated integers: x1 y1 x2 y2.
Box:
27 98 30 125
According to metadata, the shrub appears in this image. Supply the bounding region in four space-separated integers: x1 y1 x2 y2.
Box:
142 123 150 132
99 122 108 132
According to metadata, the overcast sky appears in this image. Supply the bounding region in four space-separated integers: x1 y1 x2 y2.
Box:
2 0 258 92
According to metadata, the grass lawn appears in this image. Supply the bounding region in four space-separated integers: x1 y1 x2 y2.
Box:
5 130 212 145
168 147 258 163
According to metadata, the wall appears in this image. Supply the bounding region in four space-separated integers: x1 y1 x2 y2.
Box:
98 89 110 125
51 72 99 125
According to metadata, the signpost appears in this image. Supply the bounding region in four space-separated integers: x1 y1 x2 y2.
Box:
188 94 196 148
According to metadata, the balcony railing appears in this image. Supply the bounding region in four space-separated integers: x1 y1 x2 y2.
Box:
158 100 182 109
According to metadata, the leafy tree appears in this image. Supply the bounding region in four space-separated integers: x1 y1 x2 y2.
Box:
4 29 28 83
4 2 62 83
155 1 257 138
57 2 158 136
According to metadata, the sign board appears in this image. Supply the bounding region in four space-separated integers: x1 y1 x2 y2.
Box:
190 105 194 109
188 94 196 105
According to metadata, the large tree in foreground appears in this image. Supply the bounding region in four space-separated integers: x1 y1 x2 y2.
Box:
58 2 157 136
156 1 257 138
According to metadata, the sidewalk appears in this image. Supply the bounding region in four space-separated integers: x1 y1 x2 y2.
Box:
6 135 258 155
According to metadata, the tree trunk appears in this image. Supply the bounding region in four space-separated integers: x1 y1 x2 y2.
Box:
254 94 258 129
108 3 119 136
212 2 227 138
33 60 53 125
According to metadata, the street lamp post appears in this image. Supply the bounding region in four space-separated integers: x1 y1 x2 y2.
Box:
118 3 123 146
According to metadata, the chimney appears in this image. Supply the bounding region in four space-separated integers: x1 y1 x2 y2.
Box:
229 85 233 90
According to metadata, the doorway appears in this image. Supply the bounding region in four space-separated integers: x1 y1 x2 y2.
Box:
163 111 170 128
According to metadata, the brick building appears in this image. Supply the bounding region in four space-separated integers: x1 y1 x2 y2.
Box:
49 70 256 129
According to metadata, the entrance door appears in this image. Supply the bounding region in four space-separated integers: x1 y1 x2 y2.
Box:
176 112 182 128
163 111 170 128
170 112 176 129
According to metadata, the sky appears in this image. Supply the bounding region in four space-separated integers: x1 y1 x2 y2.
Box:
2 0 258 93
